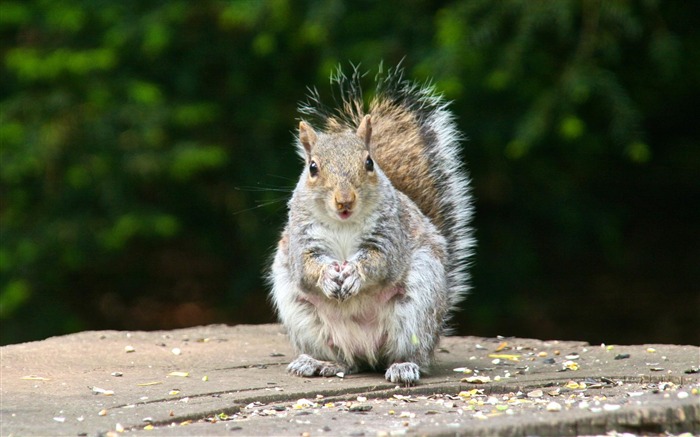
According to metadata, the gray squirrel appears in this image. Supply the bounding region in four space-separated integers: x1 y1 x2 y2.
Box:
269 65 474 385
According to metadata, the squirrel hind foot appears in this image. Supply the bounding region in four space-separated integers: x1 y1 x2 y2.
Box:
385 362 421 386
287 354 346 377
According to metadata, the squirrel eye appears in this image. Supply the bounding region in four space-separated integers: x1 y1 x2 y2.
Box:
365 156 374 172
309 160 319 177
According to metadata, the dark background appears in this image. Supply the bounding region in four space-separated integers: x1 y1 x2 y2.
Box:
1 0 698 346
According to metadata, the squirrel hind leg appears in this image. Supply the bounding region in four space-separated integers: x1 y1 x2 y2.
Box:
385 362 421 386
287 354 348 377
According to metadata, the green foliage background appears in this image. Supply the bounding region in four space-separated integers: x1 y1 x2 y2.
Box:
1 0 698 345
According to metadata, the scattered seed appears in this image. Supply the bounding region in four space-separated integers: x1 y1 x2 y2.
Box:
168 371 189 377
53 417 66 423
98 409 108 416
677 391 689 399
349 404 372 412
171 348 182 355
546 401 562 412
125 346 135 353
562 360 579 371
91 386 115 396
462 376 491 384
603 404 621 411
565 381 581 390
527 389 543 398
21 375 50 381
473 411 488 420
614 354 630 360
111 372 123 377
489 353 521 361
646 347 656 353
458 389 481 399
115 423 125 432
293 399 317 409
137 381 162 386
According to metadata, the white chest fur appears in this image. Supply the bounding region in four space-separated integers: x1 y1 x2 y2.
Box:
314 222 364 261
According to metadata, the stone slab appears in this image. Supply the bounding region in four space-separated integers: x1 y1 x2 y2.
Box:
1 324 698 436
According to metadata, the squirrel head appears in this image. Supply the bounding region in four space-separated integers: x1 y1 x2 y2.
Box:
297 115 379 223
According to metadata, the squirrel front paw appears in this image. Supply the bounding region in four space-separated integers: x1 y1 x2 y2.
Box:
337 261 362 300
320 261 343 299
320 261 362 301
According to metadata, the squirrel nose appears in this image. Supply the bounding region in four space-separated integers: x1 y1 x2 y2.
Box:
335 190 356 211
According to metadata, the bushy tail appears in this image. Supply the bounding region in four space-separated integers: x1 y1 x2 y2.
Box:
299 64 475 308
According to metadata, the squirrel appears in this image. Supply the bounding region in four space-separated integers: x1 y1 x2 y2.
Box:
269 65 474 385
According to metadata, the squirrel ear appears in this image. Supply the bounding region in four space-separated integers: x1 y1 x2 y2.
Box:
356 115 372 147
298 121 317 155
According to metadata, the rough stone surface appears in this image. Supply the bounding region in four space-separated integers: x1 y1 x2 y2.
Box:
1 324 698 436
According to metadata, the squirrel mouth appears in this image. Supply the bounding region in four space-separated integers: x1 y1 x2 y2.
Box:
338 210 353 220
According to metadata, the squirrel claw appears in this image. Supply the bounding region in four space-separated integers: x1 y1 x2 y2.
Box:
385 362 421 386
336 261 362 300
320 262 343 298
288 354 346 377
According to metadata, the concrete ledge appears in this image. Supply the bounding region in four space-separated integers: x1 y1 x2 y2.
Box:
1 324 698 436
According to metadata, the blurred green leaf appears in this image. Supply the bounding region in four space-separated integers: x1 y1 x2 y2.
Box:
0 1 30 28
169 144 228 181
559 115 585 140
0 280 31 319
128 81 163 106
625 141 651 164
